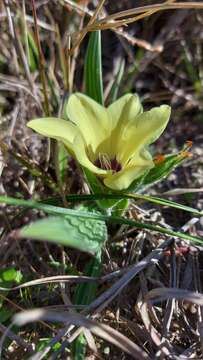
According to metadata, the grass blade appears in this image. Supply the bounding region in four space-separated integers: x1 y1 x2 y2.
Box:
84 31 104 104
0 196 202 245
46 193 203 217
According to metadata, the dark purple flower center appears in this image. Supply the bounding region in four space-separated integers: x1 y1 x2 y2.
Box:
94 154 122 173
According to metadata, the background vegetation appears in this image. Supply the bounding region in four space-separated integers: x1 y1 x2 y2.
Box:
0 1 203 359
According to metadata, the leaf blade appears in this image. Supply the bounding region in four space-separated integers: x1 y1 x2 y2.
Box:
84 31 104 105
0 196 201 245
21 214 107 256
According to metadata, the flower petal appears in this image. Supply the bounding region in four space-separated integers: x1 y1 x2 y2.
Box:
64 93 110 152
107 94 142 157
73 134 108 175
104 150 154 190
27 117 106 175
104 165 150 190
107 93 142 128
27 117 78 149
117 105 171 165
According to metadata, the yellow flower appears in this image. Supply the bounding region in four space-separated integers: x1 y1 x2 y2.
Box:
27 93 171 191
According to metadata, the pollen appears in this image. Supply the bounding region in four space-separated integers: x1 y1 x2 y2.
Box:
179 150 193 159
154 154 165 164
185 140 193 148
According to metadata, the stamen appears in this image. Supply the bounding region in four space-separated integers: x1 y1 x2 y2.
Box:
98 153 112 170
94 153 122 173
178 141 193 160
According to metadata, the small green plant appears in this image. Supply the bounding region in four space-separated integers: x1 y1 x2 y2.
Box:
0 268 23 324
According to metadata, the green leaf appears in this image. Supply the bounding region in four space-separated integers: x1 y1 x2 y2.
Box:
21 212 107 257
142 152 187 187
0 267 23 324
1 193 203 217
55 141 69 186
27 31 39 72
74 257 101 306
1 195 202 245
19 10 39 72
111 198 129 217
72 241 102 359
84 31 104 105
0 268 22 286
36 338 61 353
0 308 14 324
72 333 86 360
128 147 190 192
45 192 203 218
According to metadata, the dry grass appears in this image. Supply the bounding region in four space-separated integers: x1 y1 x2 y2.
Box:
0 1 203 359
